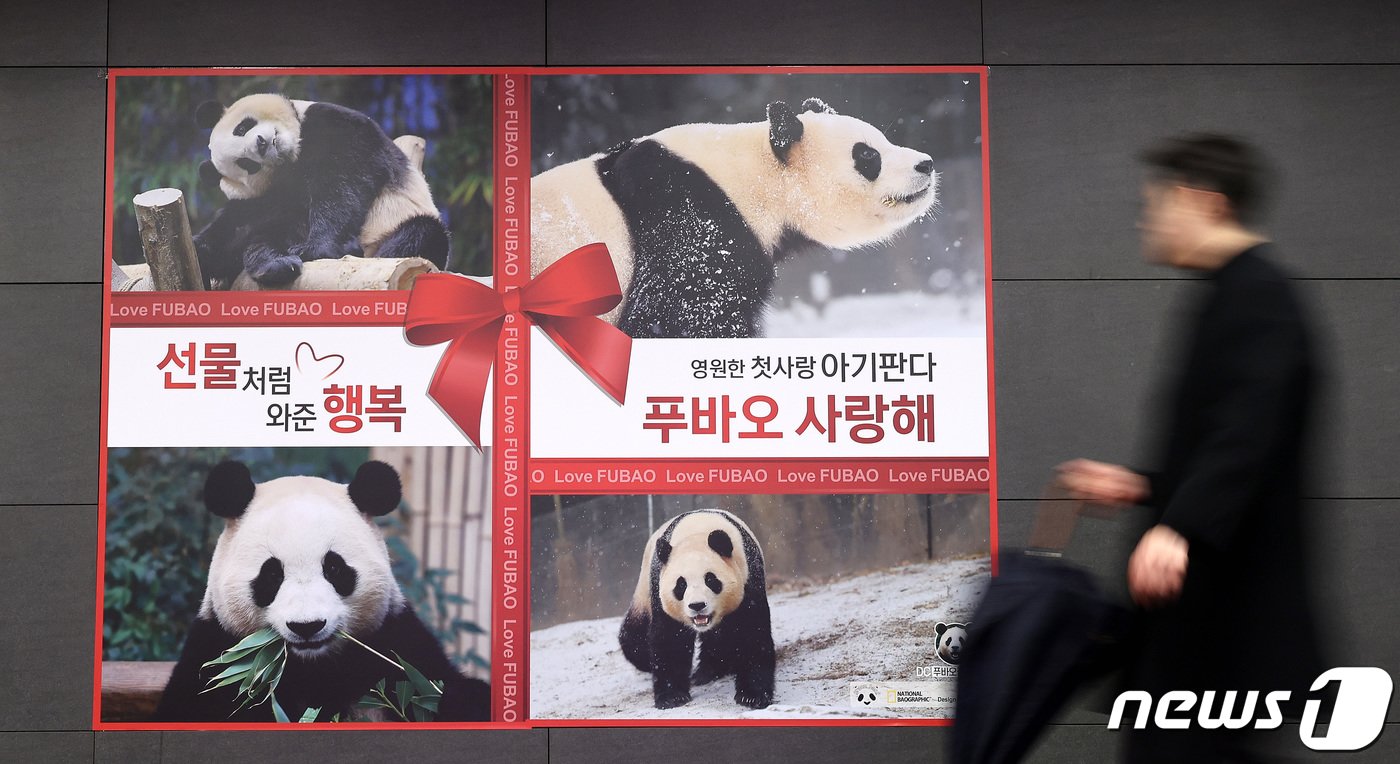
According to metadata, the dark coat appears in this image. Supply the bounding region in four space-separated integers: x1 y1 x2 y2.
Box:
1132 244 1325 703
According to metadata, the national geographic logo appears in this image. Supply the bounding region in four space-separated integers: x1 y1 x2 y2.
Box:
849 682 956 709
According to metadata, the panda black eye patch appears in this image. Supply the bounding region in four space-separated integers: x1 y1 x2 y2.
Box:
853 142 882 181
251 557 283 608
322 551 358 597
233 118 258 137
705 572 723 593
673 577 687 600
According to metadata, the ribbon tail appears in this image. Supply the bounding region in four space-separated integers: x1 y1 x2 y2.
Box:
424 319 503 448
537 315 632 404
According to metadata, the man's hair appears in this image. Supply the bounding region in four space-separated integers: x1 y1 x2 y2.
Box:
1141 134 1270 223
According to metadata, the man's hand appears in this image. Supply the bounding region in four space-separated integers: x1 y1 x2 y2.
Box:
1055 459 1150 506
1128 524 1189 607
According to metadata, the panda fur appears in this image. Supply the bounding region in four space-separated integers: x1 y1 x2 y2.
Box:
153 460 490 722
191 94 449 286
935 621 968 666
618 509 775 709
531 97 938 338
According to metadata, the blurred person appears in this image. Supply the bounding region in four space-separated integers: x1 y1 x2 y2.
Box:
1058 134 1325 762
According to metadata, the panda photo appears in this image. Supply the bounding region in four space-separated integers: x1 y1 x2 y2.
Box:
152 460 490 722
191 93 450 286
618 509 776 709
530 492 993 719
530 74 988 339
532 96 937 338
935 621 969 666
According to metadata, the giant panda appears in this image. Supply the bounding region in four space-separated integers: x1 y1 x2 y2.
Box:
618 509 775 709
153 460 490 722
191 93 450 286
531 97 938 338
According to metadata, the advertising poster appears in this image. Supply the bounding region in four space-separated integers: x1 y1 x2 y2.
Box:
96 67 993 729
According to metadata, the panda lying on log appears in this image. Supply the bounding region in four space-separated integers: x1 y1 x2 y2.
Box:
153 461 489 722
191 94 449 287
531 98 938 338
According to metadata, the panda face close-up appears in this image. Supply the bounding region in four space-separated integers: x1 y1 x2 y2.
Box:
202 94 306 200
785 111 937 250
658 529 744 634
935 622 969 666
203 474 401 659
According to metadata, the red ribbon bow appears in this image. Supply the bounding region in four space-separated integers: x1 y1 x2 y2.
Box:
404 243 631 447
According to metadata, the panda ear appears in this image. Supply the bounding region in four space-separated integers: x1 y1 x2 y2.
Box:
935 622 948 637
195 100 225 130
204 461 255 519
348 461 402 517
707 529 734 558
199 161 223 187
655 538 672 565
800 97 835 115
767 100 804 163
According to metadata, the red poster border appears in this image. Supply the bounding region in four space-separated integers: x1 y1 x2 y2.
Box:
93 65 995 731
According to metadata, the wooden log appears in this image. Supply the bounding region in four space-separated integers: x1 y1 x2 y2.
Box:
230 255 438 291
134 188 204 292
101 660 175 722
111 261 154 292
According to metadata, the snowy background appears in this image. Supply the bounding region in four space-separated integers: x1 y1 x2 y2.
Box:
532 74 987 338
531 555 990 720
529 492 991 719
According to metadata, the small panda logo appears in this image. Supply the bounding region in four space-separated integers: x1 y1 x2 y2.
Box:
854 687 879 706
935 621 969 666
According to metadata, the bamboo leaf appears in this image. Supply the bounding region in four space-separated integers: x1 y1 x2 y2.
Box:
271 695 291 723
394 652 442 700
299 706 321 723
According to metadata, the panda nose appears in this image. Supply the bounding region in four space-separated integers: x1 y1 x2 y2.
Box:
288 619 326 639
688 602 707 612
256 135 269 156
915 159 934 175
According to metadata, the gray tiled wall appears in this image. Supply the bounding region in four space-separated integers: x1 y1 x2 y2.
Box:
1 1 1394 760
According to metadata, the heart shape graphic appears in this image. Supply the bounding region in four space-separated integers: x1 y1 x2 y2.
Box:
294 342 345 380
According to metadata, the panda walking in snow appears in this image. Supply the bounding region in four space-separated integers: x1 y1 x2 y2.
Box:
191 94 450 287
532 97 938 338
154 460 489 722
619 509 775 709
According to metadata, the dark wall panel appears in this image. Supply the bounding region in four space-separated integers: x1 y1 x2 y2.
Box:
108 0 547 66
0 0 106 66
95 732 160 764
989 66 1400 280
550 727 947 764
159 730 547 763
0 286 102 506
0 69 107 283
546 0 982 65
984 0 1400 64
993 279 1400 501
0 733 94 761
0 506 97 731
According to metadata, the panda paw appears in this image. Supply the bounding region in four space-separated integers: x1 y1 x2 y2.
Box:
653 690 692 709
249 255 303 285
735 690 773 709
289 239 359 263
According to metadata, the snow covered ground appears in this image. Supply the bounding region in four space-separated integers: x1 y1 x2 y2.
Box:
531 555 991 720
762 290 986 339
